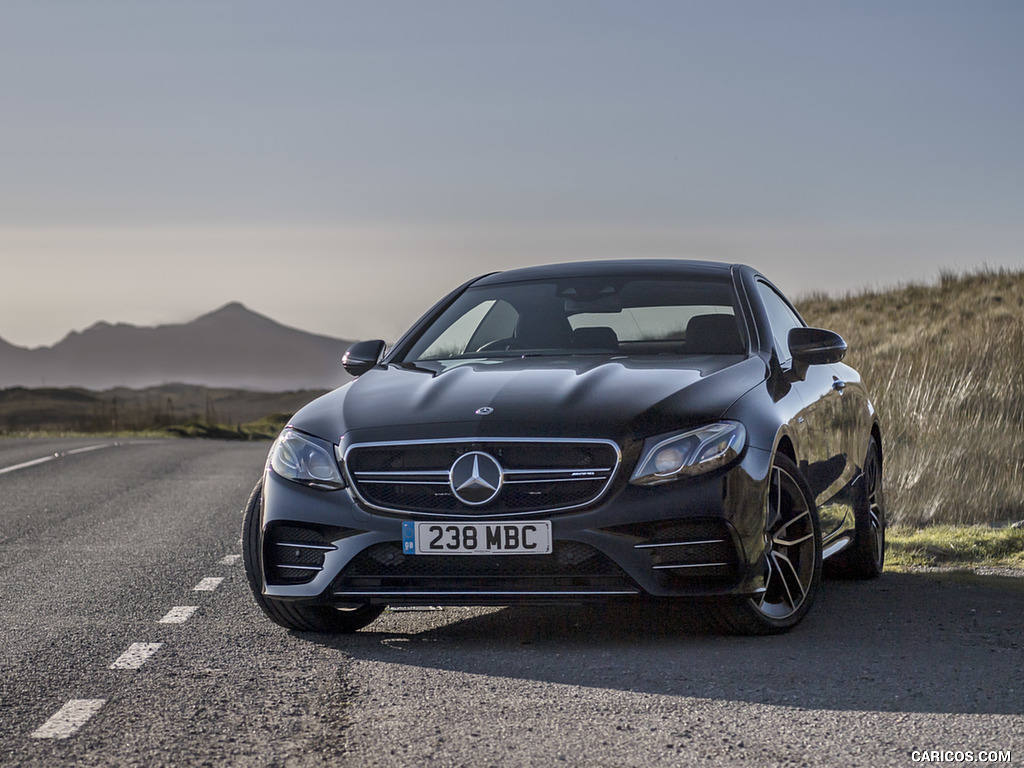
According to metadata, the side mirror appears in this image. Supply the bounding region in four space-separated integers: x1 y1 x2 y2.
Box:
342 339 386 377
788 327 847 378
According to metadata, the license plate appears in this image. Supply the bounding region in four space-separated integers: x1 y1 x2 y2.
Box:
403 521 552 555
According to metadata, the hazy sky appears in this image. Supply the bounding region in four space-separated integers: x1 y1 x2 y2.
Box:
1 1 1022 348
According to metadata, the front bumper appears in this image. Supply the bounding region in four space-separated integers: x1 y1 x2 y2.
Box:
258 445 773 606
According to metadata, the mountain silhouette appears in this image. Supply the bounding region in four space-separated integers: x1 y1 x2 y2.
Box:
0 303 355 391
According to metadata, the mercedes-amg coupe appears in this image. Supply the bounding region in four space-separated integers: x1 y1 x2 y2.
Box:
243 260 885 635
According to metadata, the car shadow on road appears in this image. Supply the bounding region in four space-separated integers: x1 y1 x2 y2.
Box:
300 571 1023 716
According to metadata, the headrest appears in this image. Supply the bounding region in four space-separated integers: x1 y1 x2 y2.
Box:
685 314 745 355
571 326 619 349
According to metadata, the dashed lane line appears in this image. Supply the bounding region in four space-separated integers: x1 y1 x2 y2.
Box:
109 643 165 670
0 443 116 475
31 553 235 740
31 699 107 740
158 606 198 624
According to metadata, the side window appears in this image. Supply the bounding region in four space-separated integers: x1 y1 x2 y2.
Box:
756 281 804 362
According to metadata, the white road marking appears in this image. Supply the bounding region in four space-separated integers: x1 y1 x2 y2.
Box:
219 554 242 566
109 642 164 670
193 577 224 592
31 699 106 739
0 454 59 475
0 443 114 475
158 606 198 624
389 606 445 612
66 443 115 455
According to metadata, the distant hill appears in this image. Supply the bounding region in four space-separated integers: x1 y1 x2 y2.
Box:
0 303 355 391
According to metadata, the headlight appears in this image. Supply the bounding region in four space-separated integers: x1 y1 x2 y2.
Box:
630 422 746 486
268 428 345 490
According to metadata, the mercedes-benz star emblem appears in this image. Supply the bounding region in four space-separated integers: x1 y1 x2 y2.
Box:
475 406 494 415
449 451 503 506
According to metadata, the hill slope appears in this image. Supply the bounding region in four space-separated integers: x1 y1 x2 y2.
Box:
0 303 354 391
797 268 1024 527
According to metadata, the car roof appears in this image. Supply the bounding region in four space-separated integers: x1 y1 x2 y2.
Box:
472 259 744 286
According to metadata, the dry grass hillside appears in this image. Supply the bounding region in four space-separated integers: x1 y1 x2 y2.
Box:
797 268 1024 527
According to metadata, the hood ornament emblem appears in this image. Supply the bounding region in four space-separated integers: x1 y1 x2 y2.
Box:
449 451 503 506
475 406 494 415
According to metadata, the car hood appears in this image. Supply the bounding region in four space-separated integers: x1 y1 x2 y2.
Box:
290 355 767 444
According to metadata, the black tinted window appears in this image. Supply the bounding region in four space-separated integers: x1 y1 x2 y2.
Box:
403 276 747 365
756 281 804 361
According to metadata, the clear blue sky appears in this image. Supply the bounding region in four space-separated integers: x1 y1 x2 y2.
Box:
1 1 1022 347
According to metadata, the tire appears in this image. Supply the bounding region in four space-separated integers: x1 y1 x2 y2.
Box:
241 480 384 633
826 437 885 579
709 454 822 635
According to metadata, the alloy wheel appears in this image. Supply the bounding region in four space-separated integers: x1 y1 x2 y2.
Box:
865 445 885 569
752 465 818 620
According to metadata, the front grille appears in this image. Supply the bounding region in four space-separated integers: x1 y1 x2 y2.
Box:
345 438 619 516
332 541 637 594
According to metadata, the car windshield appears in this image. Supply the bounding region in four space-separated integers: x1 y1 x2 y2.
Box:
401 275 747 365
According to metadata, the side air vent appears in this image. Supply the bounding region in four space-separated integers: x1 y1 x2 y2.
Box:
603 519 740 585
263 525 337 585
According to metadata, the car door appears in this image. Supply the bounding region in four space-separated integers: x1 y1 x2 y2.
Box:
755 281 852 539
826 359 875 484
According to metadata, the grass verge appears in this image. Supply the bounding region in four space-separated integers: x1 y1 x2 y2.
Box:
0 414 289 441
158 414 290 440
885 525 1024 570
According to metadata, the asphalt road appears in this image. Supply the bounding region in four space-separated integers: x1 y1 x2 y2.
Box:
0 437 1020 767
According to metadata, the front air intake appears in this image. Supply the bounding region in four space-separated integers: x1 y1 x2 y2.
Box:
263 524 336 585
604 519 740 585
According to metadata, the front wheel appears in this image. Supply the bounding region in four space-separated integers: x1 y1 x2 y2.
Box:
241 480 384 633
709 454 822 635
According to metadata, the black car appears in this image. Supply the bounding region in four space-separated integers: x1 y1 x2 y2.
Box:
242 260 884 635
